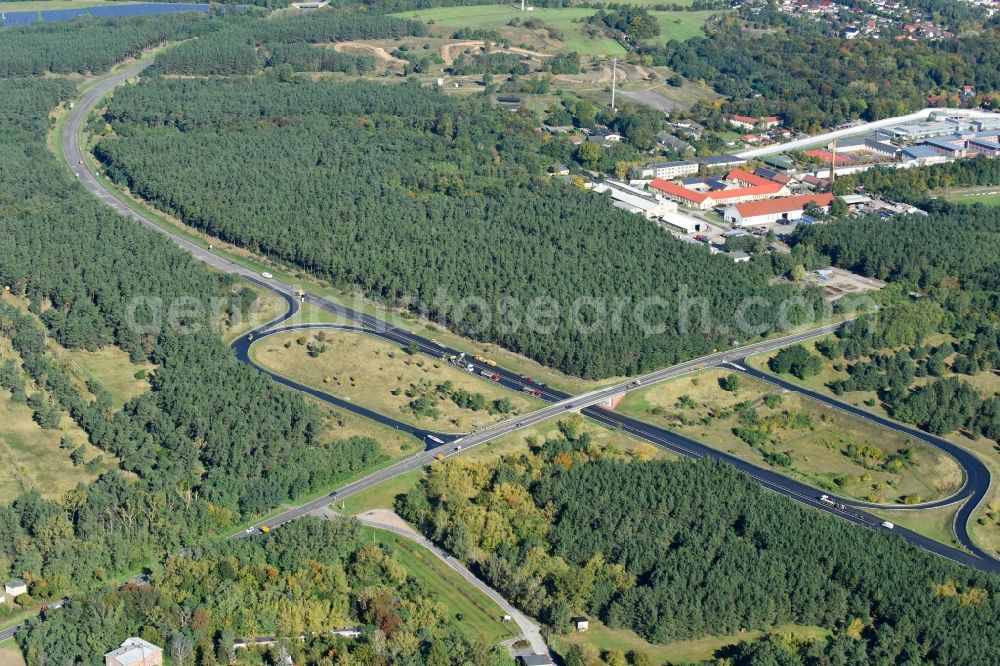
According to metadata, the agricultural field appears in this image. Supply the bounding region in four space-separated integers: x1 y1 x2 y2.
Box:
551 617 830 666
616 368 964 504
251 329 542 432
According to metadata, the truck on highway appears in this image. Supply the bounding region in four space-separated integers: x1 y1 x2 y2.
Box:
474 354 486 363
486 359 497 367
819 495 846 511
435 453 446 461
260 525 270 534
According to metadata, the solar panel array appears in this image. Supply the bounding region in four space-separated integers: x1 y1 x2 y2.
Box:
2 3 208 29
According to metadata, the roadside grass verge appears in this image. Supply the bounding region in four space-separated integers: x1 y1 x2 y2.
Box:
371 528 515 646
617 367 964 505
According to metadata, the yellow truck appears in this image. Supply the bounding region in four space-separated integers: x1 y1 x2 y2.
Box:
486 359 497 367
435 453 446 461
260 525 271 534
473 354 486 363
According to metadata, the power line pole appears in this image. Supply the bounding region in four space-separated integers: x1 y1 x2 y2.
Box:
611 57 617 111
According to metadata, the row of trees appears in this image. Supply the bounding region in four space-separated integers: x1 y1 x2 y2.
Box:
96 72 824 378
833 156 1000 202
399 430 1000 662
0 74 384 605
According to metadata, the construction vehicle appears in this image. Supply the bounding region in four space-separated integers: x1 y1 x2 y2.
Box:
486 359 497 367
435 453 446 461
296 289 306 301
474 354 486 362
260 525 271 534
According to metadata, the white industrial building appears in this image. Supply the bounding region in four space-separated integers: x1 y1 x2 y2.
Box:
724 193 835 226
635 160 699 180
593 181 677 220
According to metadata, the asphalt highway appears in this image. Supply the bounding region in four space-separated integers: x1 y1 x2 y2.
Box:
0 52 983 649
729 359 996 563
57 55 998 599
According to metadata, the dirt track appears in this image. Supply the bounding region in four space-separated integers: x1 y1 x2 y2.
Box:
440 40 550 65
331 42 407 65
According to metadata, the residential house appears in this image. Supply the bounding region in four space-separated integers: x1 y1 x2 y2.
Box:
655 131 693 153
729 114 759 130
105 638 163 666
3 580 26 601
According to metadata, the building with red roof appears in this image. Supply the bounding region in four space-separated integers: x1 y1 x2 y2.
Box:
649 171 789 210
723 193 835 226
729 115 759 130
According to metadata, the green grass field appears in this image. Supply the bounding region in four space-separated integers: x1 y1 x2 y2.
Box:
870 504 964 550
397 6 717 56
552 617 830 664
252 329 542 432
0 388 117 503
617 368 964 504
647 10 719 43
943 192 1000 206
372 528 514 645
61 346 152 410
395 6 627 56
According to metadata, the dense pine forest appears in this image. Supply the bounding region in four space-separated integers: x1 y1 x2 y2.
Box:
152 11 426 75
17 519 511 666
0 61 382 611
0 12 222 78
399 428 1000 663
789 202 1000 441
96 72 823 378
